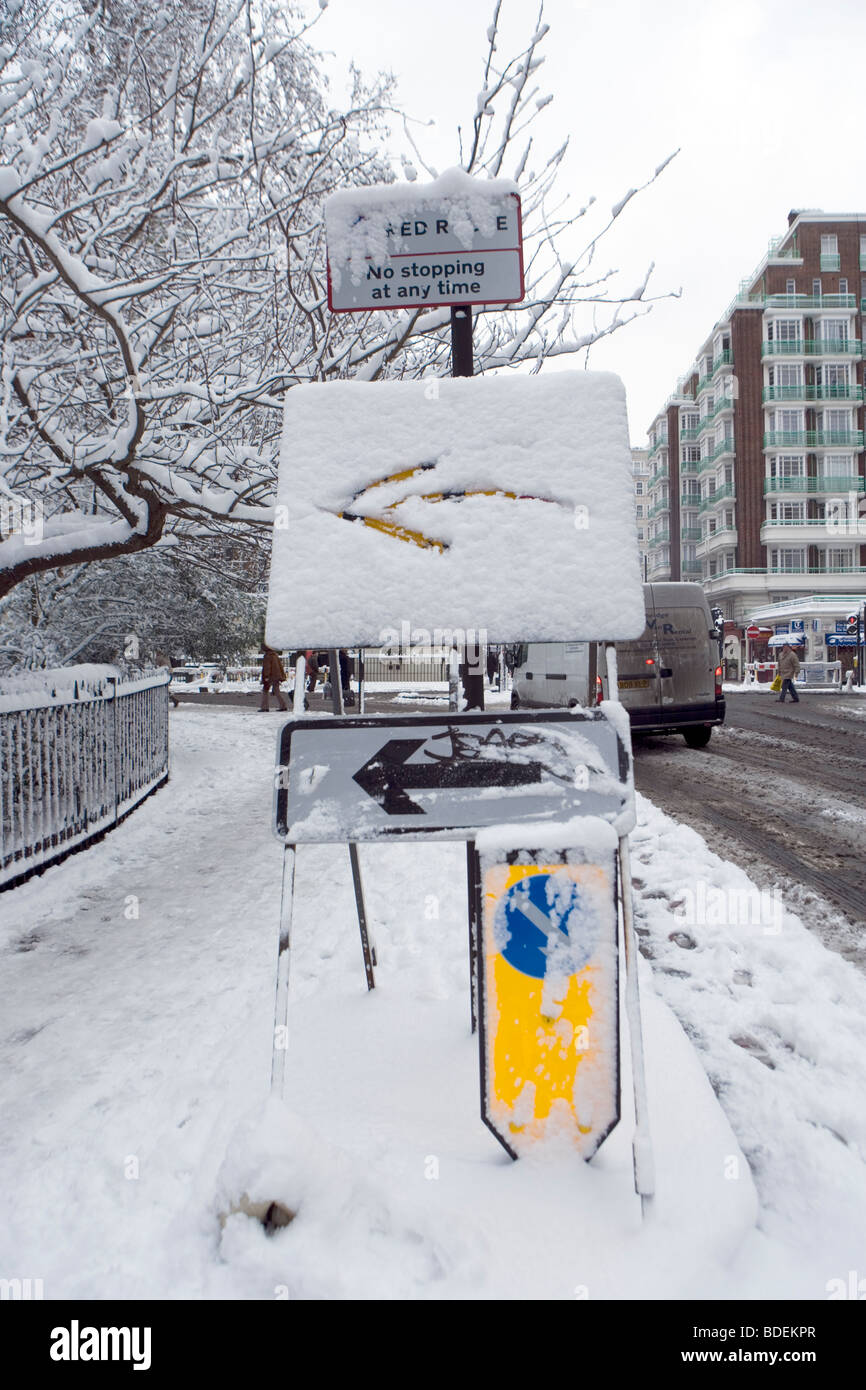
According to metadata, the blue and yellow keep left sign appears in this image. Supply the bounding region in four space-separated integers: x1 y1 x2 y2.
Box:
478 857 619 1159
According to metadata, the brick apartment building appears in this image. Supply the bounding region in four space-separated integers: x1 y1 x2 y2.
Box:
644 211 866 625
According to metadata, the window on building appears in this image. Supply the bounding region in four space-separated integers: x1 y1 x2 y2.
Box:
682 412 700 432
636 505 644 518
769 318 801 343
812 279 822 299
770 363 803 388
786 278 796 294
682 446 701 463
635 482 643 495
775 409 803 433
637 528 644 541
821 408 850 435
819 453 855 478
821 234 838 255
770 500 805 521
724 509 734 529
821 547 854 571
821 318 849 344
771 548 806 572
817 363 849 392
772 455 805 478
839 278 848 295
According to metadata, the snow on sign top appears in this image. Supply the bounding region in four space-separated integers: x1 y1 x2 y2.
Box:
325 167 524 312
265 372 644 648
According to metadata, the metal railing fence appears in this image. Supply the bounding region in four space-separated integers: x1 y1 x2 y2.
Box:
0 667 169 889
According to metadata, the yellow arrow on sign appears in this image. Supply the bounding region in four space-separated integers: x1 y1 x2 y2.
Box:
332 462 566 553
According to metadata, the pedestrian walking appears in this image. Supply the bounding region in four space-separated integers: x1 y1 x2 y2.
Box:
776 643 801 704
259 644 288 711
304 649 319 703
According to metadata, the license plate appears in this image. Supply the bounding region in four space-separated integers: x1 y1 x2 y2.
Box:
618 679 650 690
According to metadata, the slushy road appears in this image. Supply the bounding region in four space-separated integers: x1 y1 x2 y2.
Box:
632 691 866 965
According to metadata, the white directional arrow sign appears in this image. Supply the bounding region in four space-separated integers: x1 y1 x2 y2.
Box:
274 710 634 843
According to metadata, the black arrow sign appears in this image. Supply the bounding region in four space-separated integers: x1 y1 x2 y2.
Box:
352 738 547 816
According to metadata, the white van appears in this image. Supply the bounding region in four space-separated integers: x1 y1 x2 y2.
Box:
510 642 591 709
510 583 725 747
601 581 725 747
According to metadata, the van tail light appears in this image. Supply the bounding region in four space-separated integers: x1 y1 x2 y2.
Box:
595 674 603 706
715 665 722 699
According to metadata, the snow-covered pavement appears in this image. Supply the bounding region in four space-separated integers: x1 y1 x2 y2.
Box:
1 706 864 1300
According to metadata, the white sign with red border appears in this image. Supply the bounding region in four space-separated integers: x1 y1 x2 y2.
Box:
325 168 524 313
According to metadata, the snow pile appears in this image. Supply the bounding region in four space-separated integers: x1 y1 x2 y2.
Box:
267 372 645 647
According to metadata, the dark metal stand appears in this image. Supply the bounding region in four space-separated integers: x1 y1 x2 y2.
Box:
450 304 473 377
330 648 375 989
467 840 480 1033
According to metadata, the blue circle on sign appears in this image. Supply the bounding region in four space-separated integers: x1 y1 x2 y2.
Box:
495 873 594 979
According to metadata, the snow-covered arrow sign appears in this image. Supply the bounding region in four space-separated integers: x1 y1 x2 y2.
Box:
274 710 635 843
265 371 646 649
352 736 553 816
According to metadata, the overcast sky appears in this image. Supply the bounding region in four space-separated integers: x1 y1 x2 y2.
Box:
314 0 866 444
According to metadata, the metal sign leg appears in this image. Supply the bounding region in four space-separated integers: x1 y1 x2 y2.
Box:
329 649 376 988
270 843 296 1099
349 841 376 990
618 833 655 1212
467 840 479 1033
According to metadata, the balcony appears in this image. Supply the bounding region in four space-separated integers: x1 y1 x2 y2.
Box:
700 438 735 466
762 340 861 357
764 292 855 311
680 460 701 475
760 519 856 542
681 559 703 575
762 384 862 402
648 528 670 547
699 483 736 512
679 426 702 442
819 254 841 271
763 475 866 494
699 527 738 553
712 349 734 374
649 465 669 487
681 526 702 541
762 430 864 449
647 438 668 459
646 498 670 519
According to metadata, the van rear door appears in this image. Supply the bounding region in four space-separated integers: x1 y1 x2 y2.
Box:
650 586 715 710
615 602 661 711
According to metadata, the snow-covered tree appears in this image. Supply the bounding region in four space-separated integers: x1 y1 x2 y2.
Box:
0 0 675 626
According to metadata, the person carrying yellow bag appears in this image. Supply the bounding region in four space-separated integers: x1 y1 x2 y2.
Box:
770 672 782 692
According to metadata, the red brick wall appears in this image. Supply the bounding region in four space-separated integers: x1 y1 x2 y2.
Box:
731 310 765 569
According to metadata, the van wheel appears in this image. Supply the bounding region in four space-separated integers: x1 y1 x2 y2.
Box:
510 692 520 710
683 726 712 748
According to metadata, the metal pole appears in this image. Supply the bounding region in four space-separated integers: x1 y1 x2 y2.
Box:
293 655 305 714
450 304 473 378
270 843 296 1097
330 648 376 989
605 640 654 1211
467 841 480 1034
